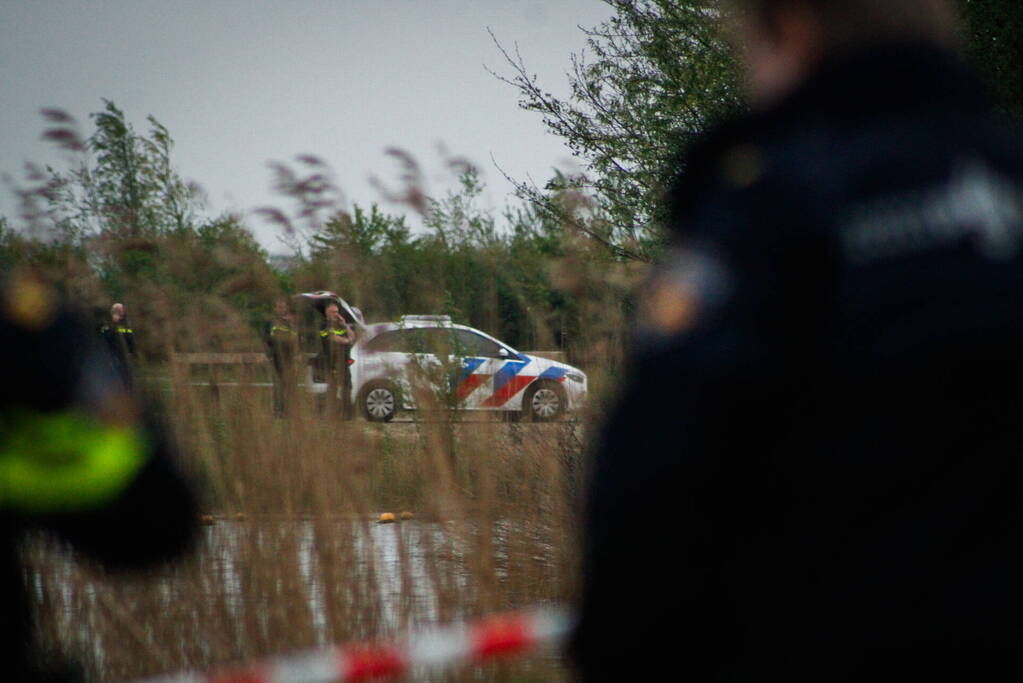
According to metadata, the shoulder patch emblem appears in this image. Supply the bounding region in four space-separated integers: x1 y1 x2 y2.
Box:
645 278 700 336
640 246 732 339
4 274 58 331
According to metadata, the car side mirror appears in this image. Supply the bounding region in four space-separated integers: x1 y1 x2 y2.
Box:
498 348 510 358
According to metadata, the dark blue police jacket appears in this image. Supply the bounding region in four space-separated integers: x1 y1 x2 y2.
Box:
573 42 1023 682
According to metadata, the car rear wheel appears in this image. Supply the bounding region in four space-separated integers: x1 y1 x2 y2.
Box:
360 381 399 422
523 381 566 422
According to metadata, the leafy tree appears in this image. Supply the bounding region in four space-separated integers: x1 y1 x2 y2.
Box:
2 102 277 354
959 0 1023 121
492 0 740 260
309 204 410 259
41 100 204 240
495 0 1023 261
0 216 23 272
422 169 500 248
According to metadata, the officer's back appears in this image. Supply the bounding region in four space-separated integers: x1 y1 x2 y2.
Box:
573 2 1023 680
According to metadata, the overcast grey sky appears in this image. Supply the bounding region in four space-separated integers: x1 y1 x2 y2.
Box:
0 0 612 252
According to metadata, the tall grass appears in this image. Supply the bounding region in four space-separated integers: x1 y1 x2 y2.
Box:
26 373 591 681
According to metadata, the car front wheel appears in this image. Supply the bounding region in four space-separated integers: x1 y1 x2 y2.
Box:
523 381 566 422
360 381 399 422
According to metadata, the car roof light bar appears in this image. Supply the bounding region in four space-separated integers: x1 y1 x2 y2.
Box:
400 315 453 323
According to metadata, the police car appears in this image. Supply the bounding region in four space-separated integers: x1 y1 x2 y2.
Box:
295 293 587 422
352 315 587 422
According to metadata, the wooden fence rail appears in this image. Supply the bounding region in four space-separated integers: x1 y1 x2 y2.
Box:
169 350 568 409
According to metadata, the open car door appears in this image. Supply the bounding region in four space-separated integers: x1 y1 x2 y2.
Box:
294 291 366 392
294 291 366 331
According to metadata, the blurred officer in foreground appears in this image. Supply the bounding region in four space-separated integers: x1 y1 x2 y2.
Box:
572 1 1023 680
0 274 199 682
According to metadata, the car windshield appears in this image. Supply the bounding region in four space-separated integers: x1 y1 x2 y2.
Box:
451 329 504 357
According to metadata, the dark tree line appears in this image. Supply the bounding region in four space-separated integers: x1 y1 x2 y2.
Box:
2 103 631 369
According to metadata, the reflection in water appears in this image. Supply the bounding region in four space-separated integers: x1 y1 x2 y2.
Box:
29 516 564 680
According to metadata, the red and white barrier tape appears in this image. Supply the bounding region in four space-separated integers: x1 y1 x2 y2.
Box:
136 607 574 683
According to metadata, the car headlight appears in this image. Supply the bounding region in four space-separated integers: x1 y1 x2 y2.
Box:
566 372 585 384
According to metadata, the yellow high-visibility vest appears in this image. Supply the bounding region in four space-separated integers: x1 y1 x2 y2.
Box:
0 411 148 514
319 328 349 338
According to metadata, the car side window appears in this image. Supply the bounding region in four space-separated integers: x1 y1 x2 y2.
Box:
367 328 450 355
366 327 504 357
452 329 504 358
412 328 453 356
364 329 408 352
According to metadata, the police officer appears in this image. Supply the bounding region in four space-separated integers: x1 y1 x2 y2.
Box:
320 302 354 418
99 302 135 388
572 1 1023 680
0 274 199 681
264 297 299 417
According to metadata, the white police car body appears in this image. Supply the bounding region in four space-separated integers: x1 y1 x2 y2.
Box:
351 315 587 422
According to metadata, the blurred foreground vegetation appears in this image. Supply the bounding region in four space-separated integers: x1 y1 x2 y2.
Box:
27 384 585 681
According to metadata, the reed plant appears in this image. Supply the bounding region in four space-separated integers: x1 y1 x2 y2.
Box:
25 360 596 681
